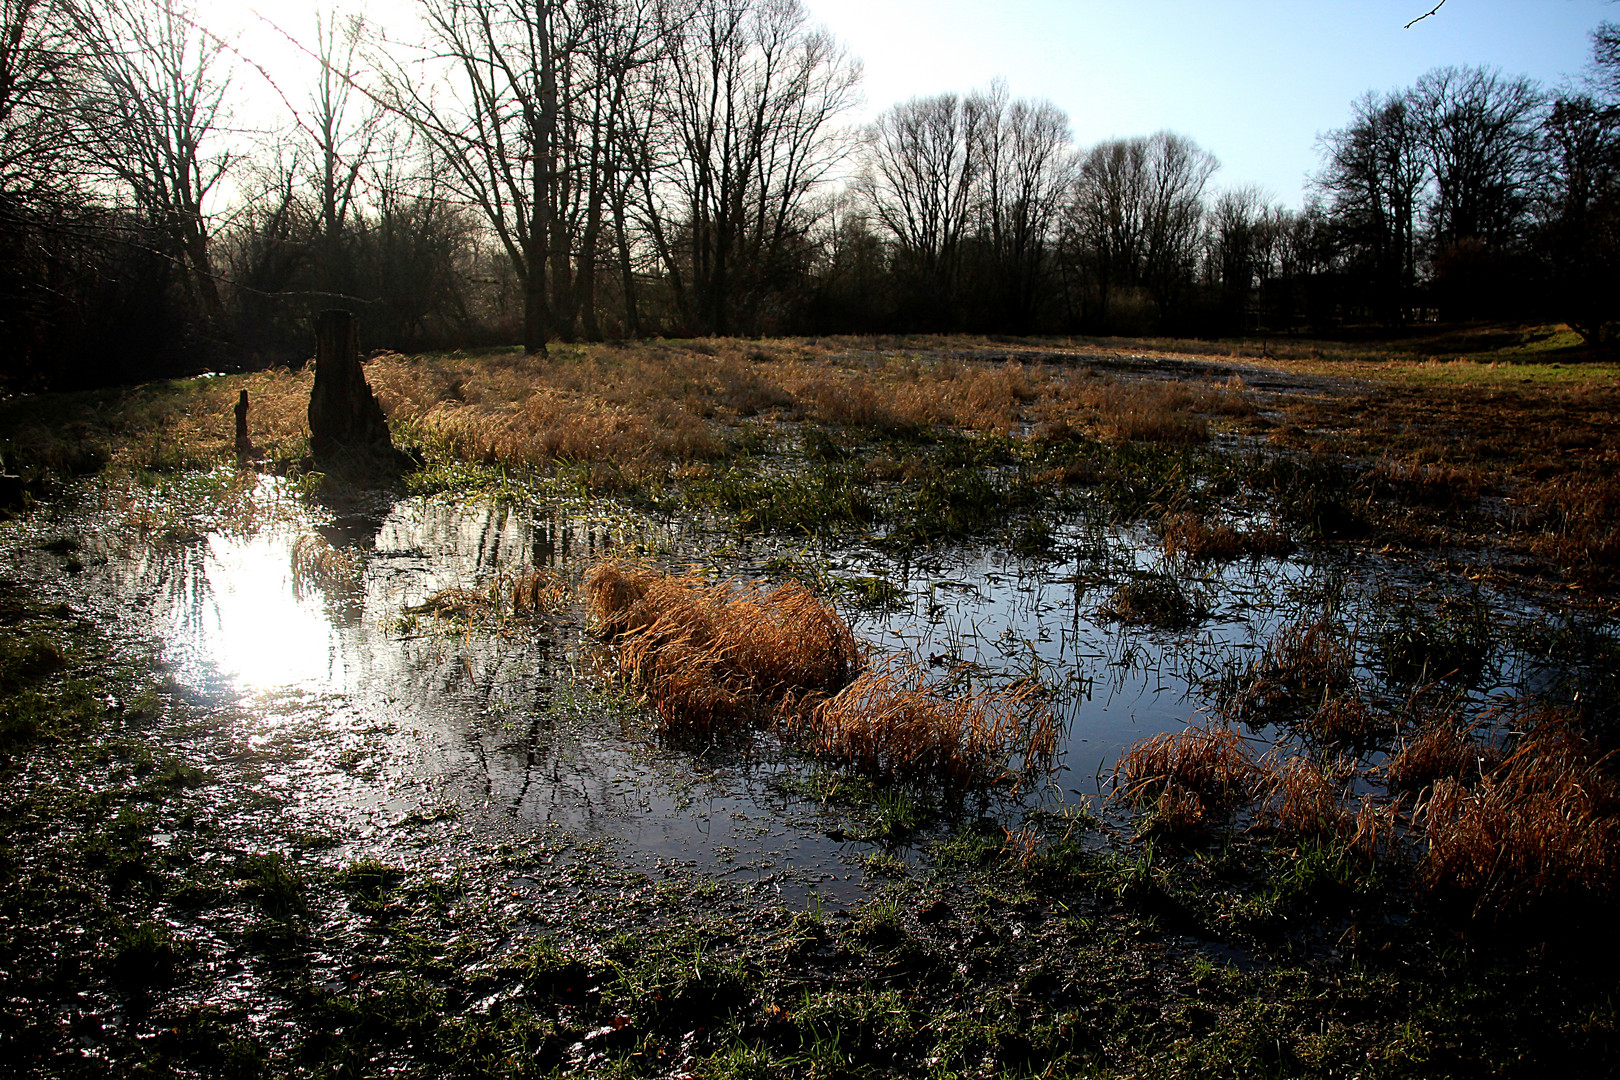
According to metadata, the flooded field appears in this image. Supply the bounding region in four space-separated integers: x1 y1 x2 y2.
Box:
4 339 1619 1077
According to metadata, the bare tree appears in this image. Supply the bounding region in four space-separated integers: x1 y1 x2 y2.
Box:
81 0 233 325
0 0 90 201
1542 91 1620 344
857 89 985 320
1411 66 1544 253
644 0 860 334
972 83 1073 330
385 0 665 352
1590 20 1620 105
1138 131 1217 318
1315 90 1426 323
309 10 380 252
1067 136 1148 325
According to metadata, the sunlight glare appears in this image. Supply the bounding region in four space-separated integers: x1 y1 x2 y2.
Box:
178 532 345 691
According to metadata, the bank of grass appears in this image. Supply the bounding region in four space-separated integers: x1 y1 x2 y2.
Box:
7 330 1619 582
585 562 1058 794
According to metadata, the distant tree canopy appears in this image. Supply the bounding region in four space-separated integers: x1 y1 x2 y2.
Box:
2 3 1618 392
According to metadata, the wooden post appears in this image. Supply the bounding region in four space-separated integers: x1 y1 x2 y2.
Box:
234 390 253 459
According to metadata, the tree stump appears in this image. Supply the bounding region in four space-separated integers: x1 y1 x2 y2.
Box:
308 309 395 469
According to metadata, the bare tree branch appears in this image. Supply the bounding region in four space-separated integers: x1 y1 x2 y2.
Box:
1405 0 1446 30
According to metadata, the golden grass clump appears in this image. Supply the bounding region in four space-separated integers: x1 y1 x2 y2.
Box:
1258 756 1352 837
1386 719 1494 794
1417 712 1620 925
1192 375 1257 417
799 656 1059 796
1221 618 1354 724
1086 381 1209 444
1523 472 1620 576
585 561 859 736
1116 722 1265 811
1160 512 1293 563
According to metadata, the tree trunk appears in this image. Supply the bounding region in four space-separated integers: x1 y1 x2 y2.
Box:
308 309 393 464
613 191 641 337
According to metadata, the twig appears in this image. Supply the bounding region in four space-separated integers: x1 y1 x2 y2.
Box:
1405 0 1447 29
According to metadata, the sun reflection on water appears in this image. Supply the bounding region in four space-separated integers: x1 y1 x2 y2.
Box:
169 531 346 692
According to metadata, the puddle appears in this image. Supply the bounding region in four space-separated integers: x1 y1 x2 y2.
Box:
29 475 1602 907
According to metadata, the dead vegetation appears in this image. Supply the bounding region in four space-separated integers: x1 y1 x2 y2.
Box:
1097 573 1207 628
799 656 1059 796
585 561 859 736
1417 710 1620 926
584 561 1058 792
361 341 1252 480
1115 723 1265 830
1257 756 1353 838
404 567 569 628
1387 717 1495 794
1160 511 1292 563
1218 618 1355 725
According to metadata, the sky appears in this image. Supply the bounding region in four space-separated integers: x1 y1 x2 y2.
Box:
217 0 1617 208
794 0 1616 205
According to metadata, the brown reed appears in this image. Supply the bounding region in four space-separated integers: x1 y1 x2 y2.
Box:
585 561 859 736
798 655 1059 797
1303 694 1390 746
1387 719 1494 794
1115 722 1266 811
1258 756 1352 837
1416 711 1620 926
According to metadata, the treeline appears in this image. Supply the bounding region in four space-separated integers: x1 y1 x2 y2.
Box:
2 0 1618 391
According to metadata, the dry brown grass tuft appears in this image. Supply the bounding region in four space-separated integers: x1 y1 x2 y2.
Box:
509 567 568 615
1221 618 1354 725
1417 711 1620 925
585 561 859 736
1387 719 1494 794
799 656 1059 796
1115 722 1265 811
1302 694 1390 745
1160 512 1293 563
1073 381 1211 444
1145 784 1210 839
1192 375 1257 417
1523 472 1620 577
1259 756 1352 837
1348 794 1403 860
1370 457 1485 508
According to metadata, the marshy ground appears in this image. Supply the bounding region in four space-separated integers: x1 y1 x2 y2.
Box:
2 329 1619 1077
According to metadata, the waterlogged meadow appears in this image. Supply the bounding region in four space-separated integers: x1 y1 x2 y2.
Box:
2 337 1619 1077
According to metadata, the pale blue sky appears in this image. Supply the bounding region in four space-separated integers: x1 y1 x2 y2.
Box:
800 0 1616 206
